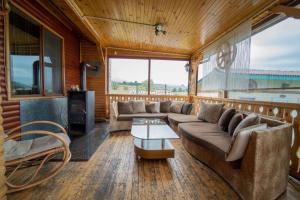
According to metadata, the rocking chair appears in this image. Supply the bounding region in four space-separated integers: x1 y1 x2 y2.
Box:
3 121 71 193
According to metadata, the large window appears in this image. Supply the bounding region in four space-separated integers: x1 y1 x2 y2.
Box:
228 17 300 103
150 60 189 95
109 58 148 94
9 5 63 96
108 58 189 95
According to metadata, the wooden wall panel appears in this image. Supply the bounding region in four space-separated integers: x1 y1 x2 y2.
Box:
0 2 7 198
80 40 107 120
0 0 81 132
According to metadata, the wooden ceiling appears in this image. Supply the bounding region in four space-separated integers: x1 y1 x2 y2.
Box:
50 0 279 55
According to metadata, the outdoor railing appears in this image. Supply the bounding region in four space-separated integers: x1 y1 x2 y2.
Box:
191 95 300 179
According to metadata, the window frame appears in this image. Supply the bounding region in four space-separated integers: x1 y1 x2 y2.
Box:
6 2 65 100
196 12 300 96
107 56 190 96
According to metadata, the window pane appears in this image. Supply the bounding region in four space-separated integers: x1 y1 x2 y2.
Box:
228 18 300 103
44 29 62 94
197 63 219 97
150 60 188 95
9 6 41 95
109 58 149 94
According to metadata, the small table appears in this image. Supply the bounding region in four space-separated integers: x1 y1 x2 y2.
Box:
131 118 180 159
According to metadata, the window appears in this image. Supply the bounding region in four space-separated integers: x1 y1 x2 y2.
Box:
9 5 63 96
150 60 188 95
197 63 219 97
108 58 189 95
109 58 148 94
228 17 300 103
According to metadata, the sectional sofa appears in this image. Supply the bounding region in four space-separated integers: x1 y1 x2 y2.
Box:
110 100 292 200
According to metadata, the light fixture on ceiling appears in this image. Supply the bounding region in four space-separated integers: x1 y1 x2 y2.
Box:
154 23 166 36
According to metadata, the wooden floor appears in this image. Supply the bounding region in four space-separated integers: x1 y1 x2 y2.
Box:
8 132 300 200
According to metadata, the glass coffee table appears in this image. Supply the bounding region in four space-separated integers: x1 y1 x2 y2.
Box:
131 118 180 159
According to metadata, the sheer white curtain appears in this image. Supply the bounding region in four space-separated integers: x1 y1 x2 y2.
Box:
199 20 252 92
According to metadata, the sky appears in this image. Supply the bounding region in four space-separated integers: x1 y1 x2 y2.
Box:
110 58 189 86
250 18 300 71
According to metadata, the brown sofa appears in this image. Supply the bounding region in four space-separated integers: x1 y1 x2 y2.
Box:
109 101 200 132
170 114 292 200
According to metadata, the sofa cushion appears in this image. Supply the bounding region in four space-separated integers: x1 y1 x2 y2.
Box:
233 113 259 136
160 100 172 113
117 113 168 121
218 108 236 131
146 102 160 113
168 113 201 125
118 101 133 114
228 113 243 136
130 100 146 113
181 103 193 115
198 102 224 123
226 124 267 161
170 101 184 113
179 122 231 154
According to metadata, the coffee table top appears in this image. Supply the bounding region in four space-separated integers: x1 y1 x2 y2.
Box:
131 118 180 140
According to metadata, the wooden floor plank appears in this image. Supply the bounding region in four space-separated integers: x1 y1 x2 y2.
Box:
7 131 300 200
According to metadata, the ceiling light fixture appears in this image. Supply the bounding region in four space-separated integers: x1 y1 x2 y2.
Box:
84 15 166 36
154 23 167 36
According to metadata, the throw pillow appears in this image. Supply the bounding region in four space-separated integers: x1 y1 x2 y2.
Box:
228 113 243 136
146 102 160 113
170 101 184 113
218 108 236 131
233 113 259 136
130 100 146 113
197 102 224 123
181 103 193 115
226 124 267 161
160 100 172 113
118 101 133 114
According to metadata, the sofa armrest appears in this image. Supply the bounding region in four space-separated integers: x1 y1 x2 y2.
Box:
241 124 292 199
110 102 119 119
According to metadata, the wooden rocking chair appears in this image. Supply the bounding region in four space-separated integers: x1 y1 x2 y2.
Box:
3 121 71 193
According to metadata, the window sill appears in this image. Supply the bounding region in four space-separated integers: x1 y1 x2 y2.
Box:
8 95 66 101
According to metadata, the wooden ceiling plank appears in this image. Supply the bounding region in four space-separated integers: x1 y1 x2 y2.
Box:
62 0 105 65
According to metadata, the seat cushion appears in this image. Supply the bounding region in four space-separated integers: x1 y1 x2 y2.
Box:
233 113 259 136
218 108 236 131
169 101 184 113
130 100 146 113
118 101 133 114
117 113 168 121
228 113 243 136
179 122 231 154
168 113 201 125
5 133 70 161
146 102 160 113
160 101 172 113
181 103 193 115
198 102 224 123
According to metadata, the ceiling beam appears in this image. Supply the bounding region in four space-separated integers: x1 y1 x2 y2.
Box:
62 0 105 66
270 5 300 19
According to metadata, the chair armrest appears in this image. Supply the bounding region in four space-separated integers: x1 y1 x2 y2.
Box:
6 121 67 136
241 124 292 199
111 102 119 118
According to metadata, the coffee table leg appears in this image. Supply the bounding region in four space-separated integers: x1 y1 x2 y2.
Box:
161 139 165 149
